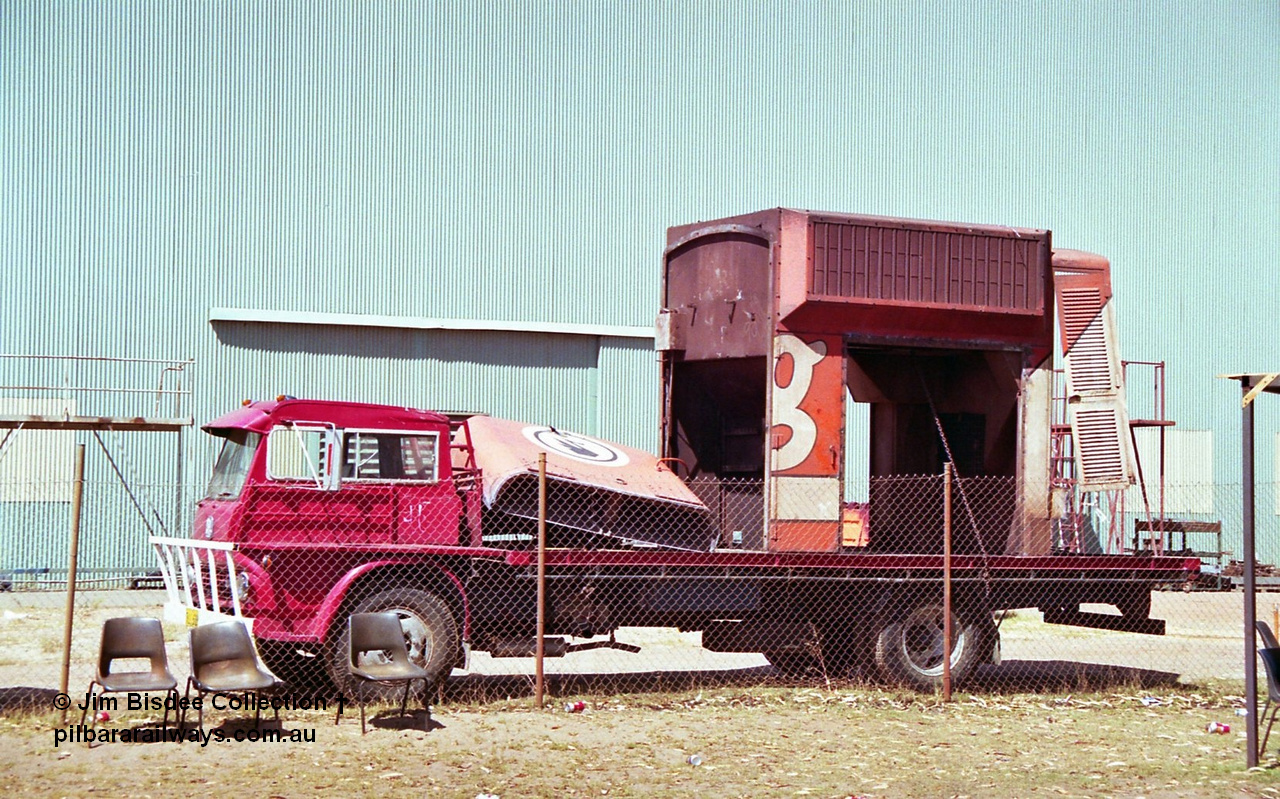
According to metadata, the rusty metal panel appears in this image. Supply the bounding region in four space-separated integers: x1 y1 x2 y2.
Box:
809 219 1047 313
663 221 774 362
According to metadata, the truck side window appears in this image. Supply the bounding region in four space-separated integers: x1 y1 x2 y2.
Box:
266 427 330 485
341 431 438 483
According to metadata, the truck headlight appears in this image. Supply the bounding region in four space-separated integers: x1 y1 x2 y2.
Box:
235 571 253 605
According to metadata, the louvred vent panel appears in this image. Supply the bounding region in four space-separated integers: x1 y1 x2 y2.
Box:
1059 287 1116 395
1072 405 1129 487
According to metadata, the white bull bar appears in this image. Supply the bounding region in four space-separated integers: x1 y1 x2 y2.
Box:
150 535 253 630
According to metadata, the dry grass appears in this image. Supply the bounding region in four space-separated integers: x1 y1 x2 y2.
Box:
3 589 1280 796
3 684 1280 798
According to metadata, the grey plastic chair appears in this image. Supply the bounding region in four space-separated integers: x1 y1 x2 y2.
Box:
336 612 431 734
182 620 284 733
1257 622 1280 758
1259 620 1280 650
81 617 178 742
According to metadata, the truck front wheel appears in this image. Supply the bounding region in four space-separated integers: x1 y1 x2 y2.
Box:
874 602 986 691
328 587 460 703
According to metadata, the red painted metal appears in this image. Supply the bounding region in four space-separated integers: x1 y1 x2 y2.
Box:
502 547 1200 574
204 398 450 436
663 208 1054 351
809 217 1045 312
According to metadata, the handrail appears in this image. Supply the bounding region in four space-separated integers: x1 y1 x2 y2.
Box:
0 354 193 422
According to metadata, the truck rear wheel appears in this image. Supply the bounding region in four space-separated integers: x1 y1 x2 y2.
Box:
874 602 985 691
328 587 460 703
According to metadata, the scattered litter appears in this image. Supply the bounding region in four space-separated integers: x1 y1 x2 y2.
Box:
1206 722 1231 734
686 754 702 766
475 794 499 799
2 610 27 621
1140 696 1161 706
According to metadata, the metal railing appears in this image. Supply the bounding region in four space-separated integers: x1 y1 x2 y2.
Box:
0 353 194 420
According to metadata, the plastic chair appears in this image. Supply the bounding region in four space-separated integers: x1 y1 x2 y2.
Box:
80 617 178 742
1259 620 1280 650
1257 622 1280 758
336 612 431 734
182 620 284 733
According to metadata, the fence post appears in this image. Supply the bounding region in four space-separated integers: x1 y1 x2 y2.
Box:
535 452 547 709
59 443 86 723
942 461 952 702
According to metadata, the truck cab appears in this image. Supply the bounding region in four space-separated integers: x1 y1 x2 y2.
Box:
174 399 481 634
198 398 476 549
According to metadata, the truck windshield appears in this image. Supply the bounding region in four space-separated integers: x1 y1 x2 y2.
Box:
204 430 261 500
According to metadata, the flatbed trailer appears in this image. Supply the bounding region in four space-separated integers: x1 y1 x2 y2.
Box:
154 208 1201 693
155 528 1198 692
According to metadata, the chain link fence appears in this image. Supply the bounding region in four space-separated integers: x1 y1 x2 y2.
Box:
1 469 1276 716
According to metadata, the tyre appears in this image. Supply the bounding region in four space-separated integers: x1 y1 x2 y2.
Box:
874 602 986 691
327 587 460 703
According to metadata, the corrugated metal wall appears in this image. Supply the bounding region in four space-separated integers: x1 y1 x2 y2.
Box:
2 1 1278 571
207 322 605 432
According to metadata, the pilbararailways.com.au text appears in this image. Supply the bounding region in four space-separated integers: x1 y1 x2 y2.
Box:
54 725 316 747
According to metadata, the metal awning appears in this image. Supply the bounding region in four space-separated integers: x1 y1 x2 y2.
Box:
1219 373 1280 406
0 414 192 431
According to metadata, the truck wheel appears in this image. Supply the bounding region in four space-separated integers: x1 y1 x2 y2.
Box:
874 602 984 691
328 587 460 703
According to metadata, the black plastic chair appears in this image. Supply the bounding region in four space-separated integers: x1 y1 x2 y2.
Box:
182 620 284 733
336 612 431 734
1257 622 1280 758
1259 620 1280 650
81 617 178 742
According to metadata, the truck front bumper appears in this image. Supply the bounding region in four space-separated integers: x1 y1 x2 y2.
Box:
150 535 254 632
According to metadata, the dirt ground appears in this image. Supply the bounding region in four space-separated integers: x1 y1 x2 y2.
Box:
3 680 1279 798
2 589 1278 797
0 588 1260 697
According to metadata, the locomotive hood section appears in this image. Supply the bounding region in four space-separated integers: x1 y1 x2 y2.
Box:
466 415 717 552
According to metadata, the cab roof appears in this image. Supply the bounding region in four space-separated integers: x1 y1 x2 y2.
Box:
202 399 451 436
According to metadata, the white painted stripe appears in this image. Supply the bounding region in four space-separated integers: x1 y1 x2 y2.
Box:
771 475 842 520
209 307 655 340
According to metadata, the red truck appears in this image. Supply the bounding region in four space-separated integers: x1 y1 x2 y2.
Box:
153 209 1199 694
